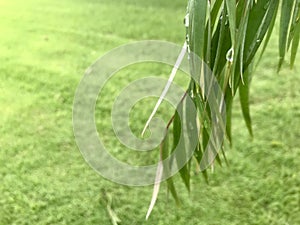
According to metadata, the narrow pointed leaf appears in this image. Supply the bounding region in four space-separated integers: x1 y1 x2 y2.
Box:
146 162 163 220
161 133 180 205
225 90 233 144
171 102 188 189
239 68 253 136
225 0 236 46
256 0 279 66
225 0 237 91
210 0 224 32
188 0 208 60
244 0 279 68
287 1 299 51
141 42 187 136
291 8 300 68
278 0 295 71
212 3 227 75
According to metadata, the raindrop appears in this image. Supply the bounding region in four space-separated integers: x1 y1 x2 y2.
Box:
226 48 234 63
186 34 189 43
184 13 189 27
190 89 194 98
256 39 261 43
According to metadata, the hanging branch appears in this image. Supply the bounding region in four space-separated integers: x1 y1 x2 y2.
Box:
146 0 300 219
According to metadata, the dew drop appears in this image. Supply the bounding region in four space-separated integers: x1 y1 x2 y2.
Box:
186 34 189 42
226 48 234 63
184 13 189 27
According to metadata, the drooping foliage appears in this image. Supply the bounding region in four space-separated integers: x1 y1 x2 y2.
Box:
146 0 300 217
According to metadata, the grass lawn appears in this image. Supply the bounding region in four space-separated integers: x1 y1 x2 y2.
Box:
0 0 299 224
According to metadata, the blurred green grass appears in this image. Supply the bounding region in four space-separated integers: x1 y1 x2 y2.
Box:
0 0 299 224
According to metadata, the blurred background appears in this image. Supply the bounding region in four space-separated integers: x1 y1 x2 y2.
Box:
0 0 299 224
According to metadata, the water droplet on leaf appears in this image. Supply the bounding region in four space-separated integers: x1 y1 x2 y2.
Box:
226 48 234 63
184 13 189 27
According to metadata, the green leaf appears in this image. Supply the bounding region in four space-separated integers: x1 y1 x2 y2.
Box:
225 0 236 46
237 1 251 82
161 132 180 205
244 0 279 69
212 2 227 75
220 146 229 167
224 0 237 91
172 108 181 150
291 7 300 68
210 6 232 78
194 143 209 183
225 89 233 145
278 0 295 71
171 98 194 192
229 0 251 95
210 0 224 32
188 0 208 59
201 123 210 167
287 1 300 51
239 68 253 137
146 161 163 220
201 168 209 184
206 5 212 66
215 153 222 167
256 0 279 67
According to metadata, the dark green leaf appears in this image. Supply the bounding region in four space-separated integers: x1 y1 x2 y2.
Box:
291 7 300 68
239 68 253 137
287 1 300 51
188 0 208 59
244 0 279 68
256 0 279 66
211 0 224 31
278 0 295 71
225 89 233 145
161 133 180 205
225 0 236 46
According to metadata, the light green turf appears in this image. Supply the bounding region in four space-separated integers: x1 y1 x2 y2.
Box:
0 0 299 224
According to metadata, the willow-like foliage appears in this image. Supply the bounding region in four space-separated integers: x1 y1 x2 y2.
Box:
147 0 300 218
